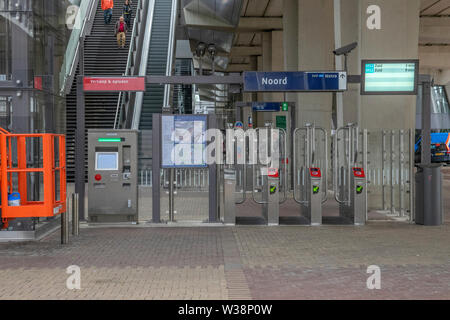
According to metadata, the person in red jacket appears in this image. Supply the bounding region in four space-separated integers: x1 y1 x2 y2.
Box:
115 16 128 48
101 0 114 24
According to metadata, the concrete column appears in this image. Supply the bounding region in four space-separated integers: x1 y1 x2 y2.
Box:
271 30 284 102
338 0 360 126
261 31 272 105
283 0 298 110
296 0 335 130
339 0 421 130
243 56 258 102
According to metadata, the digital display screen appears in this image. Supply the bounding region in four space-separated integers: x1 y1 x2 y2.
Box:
95 152 119 171
361 60 418 95
161 115 208 168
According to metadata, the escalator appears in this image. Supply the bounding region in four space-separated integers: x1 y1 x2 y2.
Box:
130 0 177 170
65 0 138 182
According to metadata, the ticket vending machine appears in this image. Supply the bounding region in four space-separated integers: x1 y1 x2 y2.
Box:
339 167 367 225
301 168 323 225
88 129 139 223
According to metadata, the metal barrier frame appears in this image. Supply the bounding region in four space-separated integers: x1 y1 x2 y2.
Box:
0 128 66 229
250 128 287 205
293 125 328 205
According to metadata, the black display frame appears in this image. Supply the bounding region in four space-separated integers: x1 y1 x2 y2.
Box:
361 59 419 95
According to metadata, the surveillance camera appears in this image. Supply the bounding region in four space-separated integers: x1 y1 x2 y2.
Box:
333 42 358 56
196 42 206 57
207 43 217 57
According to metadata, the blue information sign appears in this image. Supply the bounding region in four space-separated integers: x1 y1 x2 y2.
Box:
244 71 347 92
252 102 282 112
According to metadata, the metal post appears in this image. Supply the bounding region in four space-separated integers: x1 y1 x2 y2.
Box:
208 114 219 223
72 193 79 236
363 129 368 221
169 168 174 222
409 129 414 222
399 130 404 217
421 78 432 165
390 130 395 215
381 130 386 210
61 209 69 244
75 75 85 221
152 114 161 223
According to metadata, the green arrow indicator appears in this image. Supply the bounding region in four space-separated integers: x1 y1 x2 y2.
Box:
270 186 277 194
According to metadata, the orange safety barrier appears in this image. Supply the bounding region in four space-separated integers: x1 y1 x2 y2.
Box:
0 128 66 230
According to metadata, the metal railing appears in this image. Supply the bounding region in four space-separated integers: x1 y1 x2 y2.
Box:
364 129 414 220
139 168 210 190
59 0 98 95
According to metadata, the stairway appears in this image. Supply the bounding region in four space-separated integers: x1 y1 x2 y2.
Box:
66 0 138 182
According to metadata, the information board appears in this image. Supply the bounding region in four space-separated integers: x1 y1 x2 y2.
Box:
161 115 208 168
361 60 419 95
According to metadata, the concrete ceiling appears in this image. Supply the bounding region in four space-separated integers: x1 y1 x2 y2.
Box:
420 0 450 83
178 0 450 83
228 0 282 69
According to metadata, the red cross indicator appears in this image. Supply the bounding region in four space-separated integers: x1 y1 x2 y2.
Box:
353 168 366 178
268 168 279 178
309 168 322 178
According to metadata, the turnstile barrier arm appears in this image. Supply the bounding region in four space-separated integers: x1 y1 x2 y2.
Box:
334 127 348 204
251 129 267 205
293 128 309 205
235 163 246 204
317 127 329 204
279 128 288 204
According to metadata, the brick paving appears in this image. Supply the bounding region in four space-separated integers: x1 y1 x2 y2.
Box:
0 170 448 300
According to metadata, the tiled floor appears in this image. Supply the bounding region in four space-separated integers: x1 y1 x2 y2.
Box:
0 168 448 300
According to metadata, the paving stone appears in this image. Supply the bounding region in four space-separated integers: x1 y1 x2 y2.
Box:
0 174 449 300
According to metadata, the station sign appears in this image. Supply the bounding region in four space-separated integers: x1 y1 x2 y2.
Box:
243 71 347 92
83 77 146 92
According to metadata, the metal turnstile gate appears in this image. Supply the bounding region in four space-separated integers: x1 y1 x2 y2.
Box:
223 126 287 225
333 124 368 225
293 124 328 225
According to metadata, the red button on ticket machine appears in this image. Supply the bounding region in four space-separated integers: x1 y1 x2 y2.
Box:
309 168 322 178
352 168 366 178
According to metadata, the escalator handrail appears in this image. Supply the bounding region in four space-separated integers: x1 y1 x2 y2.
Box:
131 0 156 130
163 0 178 110
60 0 99 95
114 0 143 129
